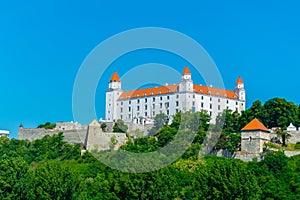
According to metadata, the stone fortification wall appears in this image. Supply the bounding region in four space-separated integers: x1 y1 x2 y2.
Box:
269 131 300 144
18 127 88 145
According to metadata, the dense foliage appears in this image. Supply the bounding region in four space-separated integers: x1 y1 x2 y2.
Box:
1 133 300 199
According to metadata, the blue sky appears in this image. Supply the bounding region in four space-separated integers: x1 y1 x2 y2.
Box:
1 0 300 138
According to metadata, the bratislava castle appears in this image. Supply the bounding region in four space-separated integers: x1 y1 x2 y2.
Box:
105 66 245 124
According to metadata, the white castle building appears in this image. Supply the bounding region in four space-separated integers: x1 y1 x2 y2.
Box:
105 66 246 124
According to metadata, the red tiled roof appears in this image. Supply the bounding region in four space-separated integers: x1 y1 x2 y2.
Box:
241 118 269 132
118 84 239 100
119 84 179 100
182 66 191 75
193 85 238 99
110 72 120 82
236 77 243 85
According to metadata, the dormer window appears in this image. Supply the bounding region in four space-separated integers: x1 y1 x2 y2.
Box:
136 94 139 97
158 91 161 94
144 92 147 96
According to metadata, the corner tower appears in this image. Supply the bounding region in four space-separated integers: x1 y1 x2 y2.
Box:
179 66 193 92
106 72 122 122
235 77 245 101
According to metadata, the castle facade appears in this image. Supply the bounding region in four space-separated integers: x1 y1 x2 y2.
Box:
106 66 246 124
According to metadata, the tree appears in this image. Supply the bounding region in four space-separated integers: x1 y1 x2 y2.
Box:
276 128 291 147
37 122 56 129
113 119 128 133
148 113 169 135
100 123 107 132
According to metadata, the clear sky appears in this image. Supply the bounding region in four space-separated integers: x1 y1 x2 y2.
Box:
1 0 300 138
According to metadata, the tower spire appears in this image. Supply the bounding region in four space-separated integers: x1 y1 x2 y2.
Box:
110 72 120 82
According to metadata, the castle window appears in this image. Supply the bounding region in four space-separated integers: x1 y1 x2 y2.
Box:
210 97 212 101
120 108 123 113
145 98 147 103
160 97 162 101
167 110 170 115
236 107 238 112
176 94 179 98
176 101 179 107
120 115 123 119
218 105 221 110
241 103 244 106
208 91 211 95
145 105 147 110
153 104 155 109
236 102 238 105
165 102 169 108
176 109 179 113
153 97 155 102
129 100 131 104
192 101 195 106
218 99 220 103
160 103 162 108
193 94 195 98
145 112 147 116
121 102 123 106
137 99 140 104
210 111 212 116
167 96 170 100
226 106 229 110
226 100 229 104
210 104 212 109
201 96 204 100
153 111 155 116
128 107 131 112
201 103 204 108
137 106 140 111
129 114 131 119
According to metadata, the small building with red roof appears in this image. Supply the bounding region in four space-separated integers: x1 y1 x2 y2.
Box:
241 118 270 155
